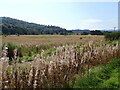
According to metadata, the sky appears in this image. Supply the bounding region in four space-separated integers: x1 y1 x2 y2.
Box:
0 0 119 30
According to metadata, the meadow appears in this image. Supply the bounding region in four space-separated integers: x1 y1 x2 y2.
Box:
3 35 104 46
0 34 119 89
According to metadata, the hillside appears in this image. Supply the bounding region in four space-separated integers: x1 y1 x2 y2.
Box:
0 17 72 35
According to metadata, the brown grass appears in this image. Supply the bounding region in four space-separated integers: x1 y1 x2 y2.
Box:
2 35 104 47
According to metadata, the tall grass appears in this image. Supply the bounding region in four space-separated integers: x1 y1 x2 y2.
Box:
0 41 120 88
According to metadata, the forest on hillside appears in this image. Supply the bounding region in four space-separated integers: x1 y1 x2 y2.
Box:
0 17 106 35
0 17 72 35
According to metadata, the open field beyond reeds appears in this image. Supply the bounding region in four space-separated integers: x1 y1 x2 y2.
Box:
2 35 104 47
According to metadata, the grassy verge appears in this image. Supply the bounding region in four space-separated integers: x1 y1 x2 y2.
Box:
73 58 120 88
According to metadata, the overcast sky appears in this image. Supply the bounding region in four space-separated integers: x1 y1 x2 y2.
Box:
0 0 118 30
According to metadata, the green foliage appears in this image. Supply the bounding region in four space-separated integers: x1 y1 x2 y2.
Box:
2 17 72 35
6 42 56 62
7 42 17 60
81 32 90 35
5 42 58 63
99 77 119 88
90 30 103 35
73 58 120 88
6 42 38 62
41 48 56 57
105 32 120 41
19 56 33 62
108 40 120 46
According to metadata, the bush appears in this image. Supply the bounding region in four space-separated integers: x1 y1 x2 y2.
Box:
105 32 120 41
7 42 16 60
90 30 103 35
7 42 22 61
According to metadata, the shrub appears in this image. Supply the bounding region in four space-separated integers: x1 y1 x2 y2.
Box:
7 43 22 61
7 42 16 61
105 32 120 41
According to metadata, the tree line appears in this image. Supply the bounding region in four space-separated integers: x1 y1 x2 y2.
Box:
1 17 72 35
0 17 109 35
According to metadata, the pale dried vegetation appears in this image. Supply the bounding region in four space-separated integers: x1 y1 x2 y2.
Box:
0 39 120 88
3 35 104 47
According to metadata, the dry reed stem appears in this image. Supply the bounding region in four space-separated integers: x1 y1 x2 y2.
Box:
0 41 120 88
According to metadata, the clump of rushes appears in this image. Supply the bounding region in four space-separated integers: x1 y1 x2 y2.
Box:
0 41 120 88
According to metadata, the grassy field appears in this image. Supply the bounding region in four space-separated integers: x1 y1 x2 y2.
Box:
2 35 104 47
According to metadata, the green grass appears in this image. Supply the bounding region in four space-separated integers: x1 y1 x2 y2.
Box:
108 40 120 46
31 36 57 39
41 48 56 57
19 55 34 62
73 58 120 88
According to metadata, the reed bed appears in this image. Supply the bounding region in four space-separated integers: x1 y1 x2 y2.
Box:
0 41 120 88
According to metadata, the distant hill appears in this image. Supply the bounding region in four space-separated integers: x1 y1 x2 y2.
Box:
0 17 72 35
100 30 119 32
69 29 104 35
69 29 118 35
70 29 118 33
